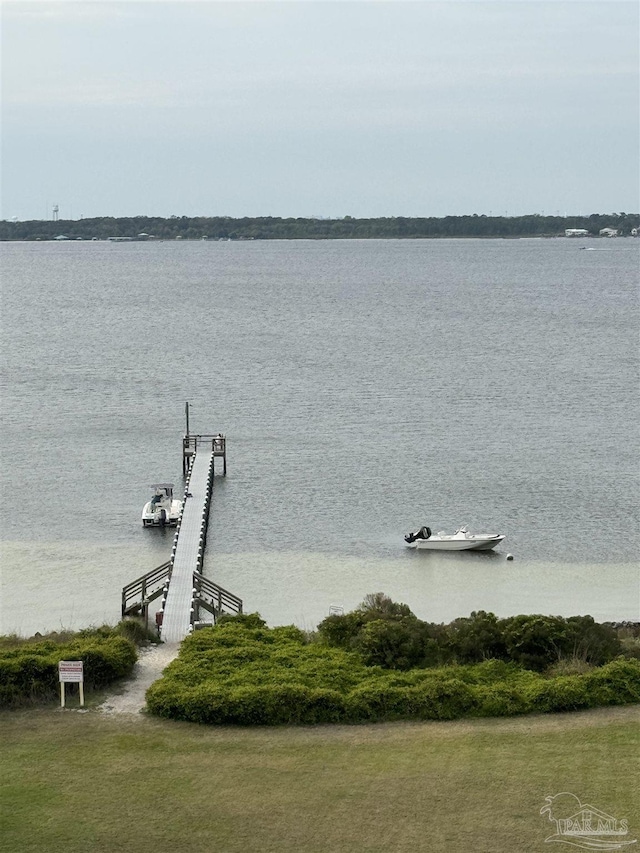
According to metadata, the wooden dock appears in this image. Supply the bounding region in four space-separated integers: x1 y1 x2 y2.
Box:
161 447 214 641
122 418 241 640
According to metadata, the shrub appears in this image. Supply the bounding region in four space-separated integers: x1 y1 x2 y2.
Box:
346 683 414 722
500 615 568 671
620 637 640 660
357 593 415 620
146 681 348 726
524 676 593 714
270 625 307 645
216 612 266 629
448 611 507 664
317 611 367 649
410 679 477 720
546 657 593 677
144 609 640 727
0 632 137 708
564 616 621 665
472 683 532 717
354 619 425 670
67 637 137 688
583 658 640 706
116 618 160 646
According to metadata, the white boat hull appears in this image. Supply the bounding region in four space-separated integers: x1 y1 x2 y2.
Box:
405 526 505 551
141 499 182 527
410 535 504 551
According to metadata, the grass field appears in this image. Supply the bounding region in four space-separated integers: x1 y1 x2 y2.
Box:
1 705 638 853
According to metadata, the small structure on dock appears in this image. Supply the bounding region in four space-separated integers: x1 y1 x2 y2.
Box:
182 402 227 475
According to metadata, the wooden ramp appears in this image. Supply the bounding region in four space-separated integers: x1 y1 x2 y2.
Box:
161 449 214 642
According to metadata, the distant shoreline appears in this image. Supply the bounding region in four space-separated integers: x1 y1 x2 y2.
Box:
1 213 638 242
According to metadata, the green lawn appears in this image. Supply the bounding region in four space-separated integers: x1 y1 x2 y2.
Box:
1 706 638 853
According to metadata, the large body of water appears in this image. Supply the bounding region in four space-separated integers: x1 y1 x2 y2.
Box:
1 238 638 635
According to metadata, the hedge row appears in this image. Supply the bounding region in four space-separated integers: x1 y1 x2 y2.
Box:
147 657 640 725
146 622 640 725
0 631 137 708
318 602 624 671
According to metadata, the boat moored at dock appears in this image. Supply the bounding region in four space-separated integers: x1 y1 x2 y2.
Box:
142 484 182 527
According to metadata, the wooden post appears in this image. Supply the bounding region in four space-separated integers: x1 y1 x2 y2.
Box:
185 401 190 437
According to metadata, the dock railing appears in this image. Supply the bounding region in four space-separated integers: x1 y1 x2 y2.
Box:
122 560 172 621
192 572 243 624
183 433 226 475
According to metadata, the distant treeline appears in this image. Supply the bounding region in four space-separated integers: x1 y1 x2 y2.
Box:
1 212 638 242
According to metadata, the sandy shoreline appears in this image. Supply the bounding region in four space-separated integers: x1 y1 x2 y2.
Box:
97 643 179 715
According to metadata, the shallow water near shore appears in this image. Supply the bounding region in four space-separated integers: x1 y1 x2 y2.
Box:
1 238 638 634
2 539 638 637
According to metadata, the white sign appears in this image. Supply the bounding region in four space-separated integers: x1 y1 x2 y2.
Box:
59 661 84 683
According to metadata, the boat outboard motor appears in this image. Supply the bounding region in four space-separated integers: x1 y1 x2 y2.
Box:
404 526 431 543
159 508 167 527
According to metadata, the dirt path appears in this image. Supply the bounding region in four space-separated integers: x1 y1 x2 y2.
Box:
98 643 179 715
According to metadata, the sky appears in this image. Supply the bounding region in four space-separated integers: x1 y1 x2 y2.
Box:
1 0 638 220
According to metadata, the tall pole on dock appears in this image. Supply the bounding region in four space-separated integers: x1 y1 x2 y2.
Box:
185 401 190 437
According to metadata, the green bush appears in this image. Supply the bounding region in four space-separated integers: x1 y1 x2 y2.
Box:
146 681 348 726
524 676 593 714
0 631 137 708
354 619 426 670
345 681 414 721
216 612 267 629
620 637 640 660
546 657 593 677
472 683 532 717
318 598 624 674
317 611 367 649
500 615 568 671
144 611 640 727
564 616 621 664
583 658 640 706
116 618 160 646
448 611 508 664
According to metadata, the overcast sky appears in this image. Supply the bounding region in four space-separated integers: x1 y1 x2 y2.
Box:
1 1 638 220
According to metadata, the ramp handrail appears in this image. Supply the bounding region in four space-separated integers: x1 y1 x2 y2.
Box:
192 572 243 622
122 560 172 618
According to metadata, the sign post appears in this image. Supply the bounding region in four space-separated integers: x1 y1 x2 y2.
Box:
58 660 84 708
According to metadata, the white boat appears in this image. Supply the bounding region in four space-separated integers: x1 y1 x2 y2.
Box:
404 525 505 551
141 483 182 527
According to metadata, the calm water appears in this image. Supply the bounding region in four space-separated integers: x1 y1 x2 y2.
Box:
1 238 638 635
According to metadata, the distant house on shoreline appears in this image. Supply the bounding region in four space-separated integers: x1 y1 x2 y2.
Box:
599 227 618 237
565 229 589 237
